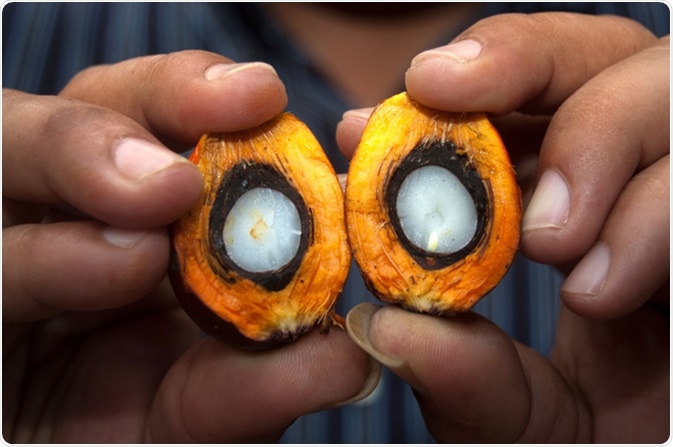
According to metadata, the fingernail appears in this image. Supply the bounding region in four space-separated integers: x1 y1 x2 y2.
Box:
411 39 482 65
562 242 610 296
522 170 570 232
345 303 405 369
342 108 373 122
204 61 277 81
329 355 383 408
337 173 348 193
114 138 185 181
102 227 147 248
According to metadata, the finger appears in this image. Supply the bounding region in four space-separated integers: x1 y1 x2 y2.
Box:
16 304 201 443
3 197 49 227
2 221 170 322
335 108 374 160
405 12 658 114
346 304 589 443
2 90 203 228
489 114 550 206
59 50 288 146
147 328 381 443
552 305 670 443
521 40 669 265
560 156 670 319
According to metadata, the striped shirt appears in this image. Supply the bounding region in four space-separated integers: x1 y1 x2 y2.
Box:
3 2 668 443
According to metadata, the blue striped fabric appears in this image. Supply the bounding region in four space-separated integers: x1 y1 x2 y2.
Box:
3 3 668 443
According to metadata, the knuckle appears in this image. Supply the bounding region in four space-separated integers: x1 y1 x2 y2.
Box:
640 156 670 204
144 50 233 82
59 64 111 98
43 98 146 150
43 100 110 136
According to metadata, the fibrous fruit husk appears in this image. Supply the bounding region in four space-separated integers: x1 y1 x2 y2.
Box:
345 92 521 315
171 113 351 347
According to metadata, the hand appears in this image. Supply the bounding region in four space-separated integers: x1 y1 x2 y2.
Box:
3 50 377 442
338 12 669 442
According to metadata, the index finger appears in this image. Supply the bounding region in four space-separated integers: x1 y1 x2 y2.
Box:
59 50 288 147
405 12 658 114
148 329 380 442
345 303 585 443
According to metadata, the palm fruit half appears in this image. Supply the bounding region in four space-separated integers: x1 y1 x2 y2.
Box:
345 92 521 315
171 113 351 348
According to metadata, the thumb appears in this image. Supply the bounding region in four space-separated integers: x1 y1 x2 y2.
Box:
345 303 589 443
147 328 381 443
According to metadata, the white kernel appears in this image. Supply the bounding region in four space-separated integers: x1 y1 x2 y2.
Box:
223 187 302 272
396 165 477 254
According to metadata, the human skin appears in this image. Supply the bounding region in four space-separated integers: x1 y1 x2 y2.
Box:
2 10 669 444
2 52 378 443
337 12 669 443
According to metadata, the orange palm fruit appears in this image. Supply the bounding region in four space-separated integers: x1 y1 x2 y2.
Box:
345 92 521 315
171 113 351 347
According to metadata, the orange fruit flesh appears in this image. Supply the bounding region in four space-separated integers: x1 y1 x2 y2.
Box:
346 92 521 314
172 113 351 344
